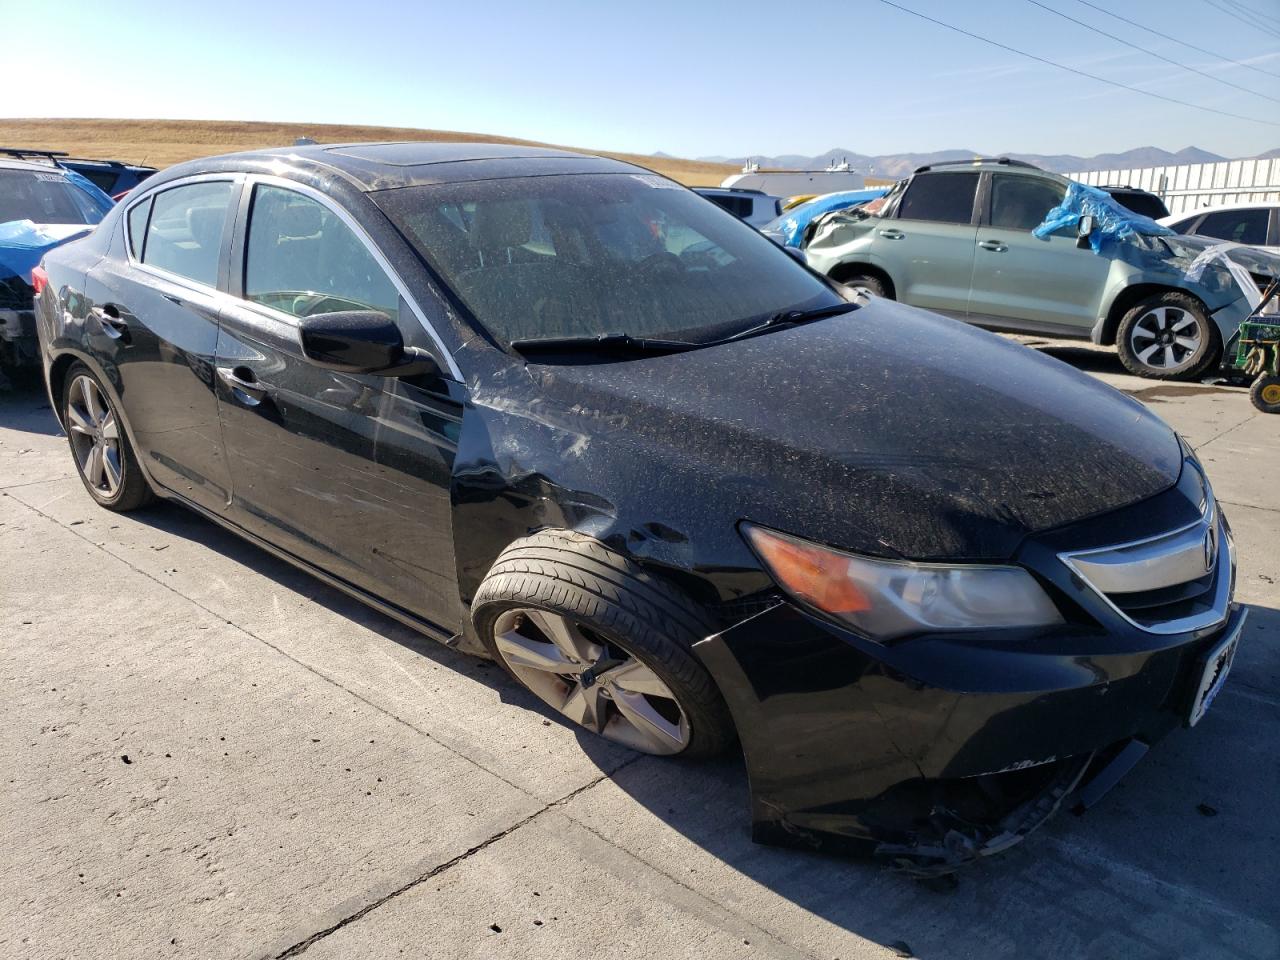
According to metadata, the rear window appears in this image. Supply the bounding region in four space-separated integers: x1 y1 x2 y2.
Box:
897 172 979 225
1108 191 1169 220
0 168 112 226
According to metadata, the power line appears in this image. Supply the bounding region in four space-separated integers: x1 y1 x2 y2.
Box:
1025 0 1280 103
1071 0 1280 82
1222 0 1280 30
871 0 1280 128
1203 0 1280 39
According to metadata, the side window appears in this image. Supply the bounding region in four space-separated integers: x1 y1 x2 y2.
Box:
127 199 150 258
1195 209 1268 247
244 184 399 322
141 181 235 287
1168 215 1201 234
989 175 1066 231
896 172 980 225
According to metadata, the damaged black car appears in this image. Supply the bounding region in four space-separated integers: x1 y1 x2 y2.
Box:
33 143 1244 874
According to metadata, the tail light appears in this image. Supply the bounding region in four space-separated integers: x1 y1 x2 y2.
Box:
31 266 49 297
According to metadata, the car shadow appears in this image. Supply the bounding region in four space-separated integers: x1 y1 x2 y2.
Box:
0 374 63 437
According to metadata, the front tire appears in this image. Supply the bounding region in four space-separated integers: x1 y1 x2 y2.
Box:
62 363 153 512
1116 293 1219 381
834 272 889 299
472 530 734 759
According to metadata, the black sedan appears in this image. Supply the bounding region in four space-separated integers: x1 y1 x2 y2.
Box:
32 142 1244 874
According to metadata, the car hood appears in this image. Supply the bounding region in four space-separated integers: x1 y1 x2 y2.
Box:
1157 232 1280 278
520 299 1183 561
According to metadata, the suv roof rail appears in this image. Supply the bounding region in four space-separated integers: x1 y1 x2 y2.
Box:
913 157 1041 174
0 147 69 161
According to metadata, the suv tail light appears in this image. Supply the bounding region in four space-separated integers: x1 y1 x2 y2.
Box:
31 266 49 297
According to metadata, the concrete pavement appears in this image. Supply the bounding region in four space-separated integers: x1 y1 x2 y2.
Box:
2 341 1277 960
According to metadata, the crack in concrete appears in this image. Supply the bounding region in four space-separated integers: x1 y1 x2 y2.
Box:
1193 410 1258 452
271 760 640 958
0 475 75 491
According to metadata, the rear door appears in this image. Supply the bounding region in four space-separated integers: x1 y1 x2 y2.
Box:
878 171 980 315
83 177 240 513
214 178 463 630
966 172 1110 335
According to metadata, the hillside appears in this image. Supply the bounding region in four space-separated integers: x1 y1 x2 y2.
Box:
0 118 737 187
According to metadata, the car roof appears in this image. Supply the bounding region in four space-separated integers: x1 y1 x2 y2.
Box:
1168 200 1280 217
151 141 649 192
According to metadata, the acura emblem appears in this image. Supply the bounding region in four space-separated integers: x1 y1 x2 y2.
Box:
1203 525 1218 573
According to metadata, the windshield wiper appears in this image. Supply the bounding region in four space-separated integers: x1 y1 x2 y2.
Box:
509 332 698 356
708 301 858 347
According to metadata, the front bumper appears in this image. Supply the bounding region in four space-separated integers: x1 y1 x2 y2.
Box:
694 464 1242 872
695 601 1244 863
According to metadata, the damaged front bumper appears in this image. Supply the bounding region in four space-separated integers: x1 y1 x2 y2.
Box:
693 596 1247 875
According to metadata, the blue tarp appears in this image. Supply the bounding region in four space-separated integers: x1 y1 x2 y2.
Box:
763 188 889 248
1033 180 1174 254
0 220 94 283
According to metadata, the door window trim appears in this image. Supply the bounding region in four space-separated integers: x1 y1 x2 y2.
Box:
232 174 461 381
121 173 244 295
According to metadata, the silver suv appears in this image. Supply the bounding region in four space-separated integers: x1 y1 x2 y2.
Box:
803 158 1271 380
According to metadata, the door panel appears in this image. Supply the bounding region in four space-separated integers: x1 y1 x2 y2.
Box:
82 180 239 513
967 173 1110 332
215 180 463 631
883 171 980 314
214 305 463 629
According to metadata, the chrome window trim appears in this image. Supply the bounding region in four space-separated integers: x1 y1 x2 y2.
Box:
1059 496 1232 635
122 173 242 296
241 174 462 381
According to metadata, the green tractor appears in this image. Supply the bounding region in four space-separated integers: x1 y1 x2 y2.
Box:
1234 279 1280 414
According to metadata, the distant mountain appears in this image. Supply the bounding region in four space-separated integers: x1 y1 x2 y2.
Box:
690 145 1260 178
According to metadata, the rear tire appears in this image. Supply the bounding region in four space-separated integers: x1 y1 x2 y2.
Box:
1251 374 1280 414
472 530 734 759
1116 292 1219 381
61 363 153 512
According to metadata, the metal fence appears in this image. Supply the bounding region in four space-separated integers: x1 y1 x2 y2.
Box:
1065 157 1280 216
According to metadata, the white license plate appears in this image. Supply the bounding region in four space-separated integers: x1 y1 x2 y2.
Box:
1188 630 1240 727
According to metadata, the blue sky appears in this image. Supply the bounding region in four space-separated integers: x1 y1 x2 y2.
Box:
6 0 1279 159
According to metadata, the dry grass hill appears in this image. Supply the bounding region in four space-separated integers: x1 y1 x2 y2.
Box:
0 118 737 186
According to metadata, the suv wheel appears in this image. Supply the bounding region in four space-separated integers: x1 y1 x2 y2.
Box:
1116 293 1219 381
836 273 889 299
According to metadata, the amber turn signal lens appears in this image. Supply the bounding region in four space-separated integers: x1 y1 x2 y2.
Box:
745 527 871 614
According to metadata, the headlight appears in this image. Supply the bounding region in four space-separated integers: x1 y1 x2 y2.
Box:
742 524 1063 641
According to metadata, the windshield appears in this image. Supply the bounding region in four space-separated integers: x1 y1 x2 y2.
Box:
0 169 113 226
374 173 839 347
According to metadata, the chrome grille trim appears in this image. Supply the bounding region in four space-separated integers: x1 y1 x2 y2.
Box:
1059 498 1232 635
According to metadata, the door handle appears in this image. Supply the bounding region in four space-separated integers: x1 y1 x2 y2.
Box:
878 229 905 240
90 306 129 340
978 239 1008 252
217 366 268 405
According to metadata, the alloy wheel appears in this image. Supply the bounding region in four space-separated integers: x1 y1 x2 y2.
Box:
66 375 123 499
1129 306 1202 370
492 607 691 755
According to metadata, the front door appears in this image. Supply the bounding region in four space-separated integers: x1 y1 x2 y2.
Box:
966 172 1110 335
214 180 464 632
83 178 240 513
878 170 981 315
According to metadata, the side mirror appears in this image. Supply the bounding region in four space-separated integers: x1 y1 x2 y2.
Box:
298 310 438 377
1076 214 1096 249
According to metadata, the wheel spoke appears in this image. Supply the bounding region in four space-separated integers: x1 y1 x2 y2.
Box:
494 628 584 674
1169 312 1196 333
611 690 684 753
601 658 672 697
524 609 602 665
102 446 122 493
100 411 119 440
87 442 105 487
82 379 104 424
561 682 608 733
1174 336 1199 350
1162 345 1176 367
1137 343 1161 363
66 403 94 435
